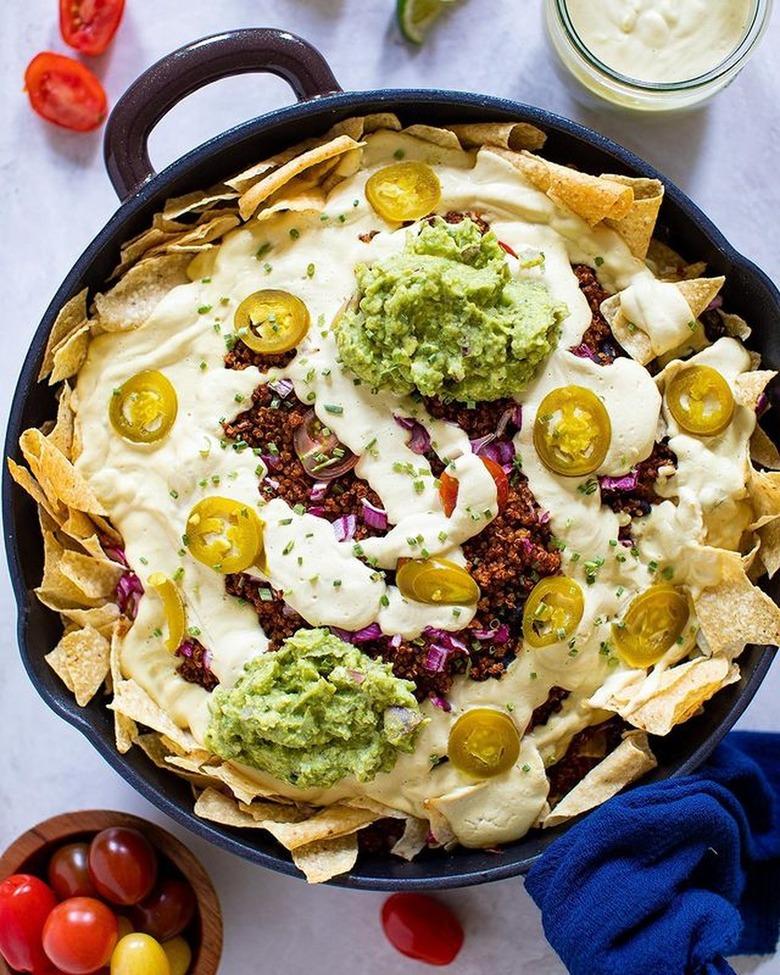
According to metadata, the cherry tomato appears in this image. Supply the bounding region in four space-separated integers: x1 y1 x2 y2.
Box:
533 385 611 476
60 0 125 56
366 162 441 222
132 880 195 942
293 409 357 480
522 576 585 648
109 371 178 445
612 584 690 668
439 456 509 517
185 497 265 574
48 843 98 900
88 829 158 907
448 708 520 778
396 557 480 605
381 893 463 965
234 290 309 354
116 918 134 940
0 874 57 972
42 898 118 974
146 574 186 653
161 937 191 975
110 934 170 975
24 53 107 132
666 364 735 437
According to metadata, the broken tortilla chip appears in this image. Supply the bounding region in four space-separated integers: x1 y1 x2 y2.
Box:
110 678 198 753
695 548 780 650
751 426 780 471
448 121 546 152
20 427 106 515
39 289 88 381
50 325 91 385
58 626 110 706
602 174 664 259
93 253 190 332
292 834 359 884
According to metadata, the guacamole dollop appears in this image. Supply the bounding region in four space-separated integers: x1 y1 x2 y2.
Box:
205 628 424 789
335 218 566 402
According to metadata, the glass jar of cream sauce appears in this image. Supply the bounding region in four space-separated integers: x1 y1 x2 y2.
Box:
545 0 773 111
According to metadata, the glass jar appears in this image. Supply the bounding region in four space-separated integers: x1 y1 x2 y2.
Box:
545 0 773 112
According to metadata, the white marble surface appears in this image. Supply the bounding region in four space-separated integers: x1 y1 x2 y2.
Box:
1 1 778 972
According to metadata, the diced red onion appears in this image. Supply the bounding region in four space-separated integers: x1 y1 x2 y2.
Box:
570 343 600 363
537 509 551 525
309 481 330 502
361 498 389 531
103 544 128 567
261 453 282 471
347 669 366 684
116 570 143 620
332 514 357 542
389 633 403 650
472 623 510 644
470 433 495 454
394 415 431 455
430 694 452 712
268 377 294 398
330 623 383 645
423 627 468 653
479 439 515 472
599 472 639 492
424 644 450 673
756 392 769 416
496 404 523 438
307 505 326 517
263 476 280 490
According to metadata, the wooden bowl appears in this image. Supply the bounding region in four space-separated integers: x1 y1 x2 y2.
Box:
0 810 223 975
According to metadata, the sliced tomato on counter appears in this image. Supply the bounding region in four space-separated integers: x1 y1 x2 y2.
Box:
24 53 107 132
381 893 464 965
0 874 57 972
60 0 125 56
439 456 509 516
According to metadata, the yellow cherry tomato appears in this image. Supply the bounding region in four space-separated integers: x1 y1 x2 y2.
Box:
109 371 178 444
162 937 192 975
147 573 186 654
233 289 309 353
612 584 690 668
365 161 441 222
111 933 171 975
533 385 612 477
522 576 585 648
185 497 264 574
396 557 480 605
666 364 735 436
448 708 521 778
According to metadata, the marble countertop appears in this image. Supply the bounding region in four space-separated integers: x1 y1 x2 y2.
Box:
1 1 778 972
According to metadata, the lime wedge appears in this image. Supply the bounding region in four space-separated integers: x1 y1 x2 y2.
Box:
397 0 453 44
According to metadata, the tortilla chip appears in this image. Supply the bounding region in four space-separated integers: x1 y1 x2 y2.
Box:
401 124 462 150
59 549 123 600
93 254 190 332
602 175 664 259
363 112 403 134
627 657 738 735
391 816 430 861
162 187 238 221
61 603 120 635
49 325 91 385
448 121 546 152
733 370 776 410
207 762 279 805
695 547 780 647
751 426 780 470
251 804 377 852
36 530 102 609
20 427 106 515
59 626 111 706
110 678 198 753
747 469 780 576
677 276 726 319
543 731 657 827
254 183 327 222
7 457 65 522
47 385 75 459
45 643 75 692
39 289 88 381
107 622 136 752
194 787 260 828
238 135 364 220
166 214 240 252
292 834 359 884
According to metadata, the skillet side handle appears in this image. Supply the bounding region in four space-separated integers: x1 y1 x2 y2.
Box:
103 28 342 202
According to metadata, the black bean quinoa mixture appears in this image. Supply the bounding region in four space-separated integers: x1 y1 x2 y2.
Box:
571 264 623 365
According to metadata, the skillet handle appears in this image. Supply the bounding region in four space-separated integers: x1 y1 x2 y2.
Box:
103 28 342 202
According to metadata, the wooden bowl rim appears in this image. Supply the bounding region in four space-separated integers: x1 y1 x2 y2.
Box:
0 810 223 975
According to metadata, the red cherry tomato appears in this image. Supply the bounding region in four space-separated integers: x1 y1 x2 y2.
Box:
439 456 509 517
131 878 196 941
0 874 57 972
42 897 117 974
381 893 464 966
49 843 98 900
59 0 125 56
24 53 107 132
88 829 158 906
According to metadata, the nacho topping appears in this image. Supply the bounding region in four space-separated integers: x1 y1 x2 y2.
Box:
666 364 735 437
365 161 442 222
108 370 178 444
233 289 310 354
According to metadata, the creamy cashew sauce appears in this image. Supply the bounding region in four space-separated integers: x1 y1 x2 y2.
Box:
73 131 756 846
566 0 754 84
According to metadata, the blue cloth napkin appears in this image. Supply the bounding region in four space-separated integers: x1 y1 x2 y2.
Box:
525 731 780 975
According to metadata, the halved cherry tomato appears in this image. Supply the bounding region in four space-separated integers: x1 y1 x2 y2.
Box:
396 557 480 605
234 289 309 354
132 879 195 942
448 708 520 778
60 0 125 56
534 385 611 476
293 408 357 480
88 829 158 907
109 934 169 975
439 457 509 517
147 574 186 654
381 893 464 966
42 897 118 974
667 364 735 437
185 497 265 574
522 576 584 648
109 371 178 445
612 584 690 668
0 874 57 972
24 53 107 132
365 162 441 222
48 843 98 900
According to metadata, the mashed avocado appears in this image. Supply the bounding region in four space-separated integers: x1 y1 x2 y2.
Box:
335 218 566 402
205 628 424 789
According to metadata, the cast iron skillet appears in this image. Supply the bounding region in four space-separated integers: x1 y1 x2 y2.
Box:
4 28 779 890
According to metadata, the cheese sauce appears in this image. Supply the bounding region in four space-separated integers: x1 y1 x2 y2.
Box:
73 130 755 845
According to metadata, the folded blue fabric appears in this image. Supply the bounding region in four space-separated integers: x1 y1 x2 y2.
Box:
525 731 780 975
